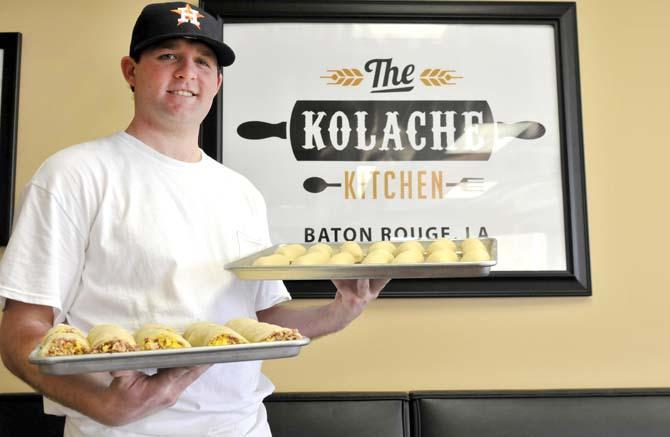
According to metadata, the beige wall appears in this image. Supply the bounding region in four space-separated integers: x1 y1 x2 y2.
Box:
1 0 670 395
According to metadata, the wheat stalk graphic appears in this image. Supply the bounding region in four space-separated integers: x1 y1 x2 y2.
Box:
420 69 463 86
320 68 364 86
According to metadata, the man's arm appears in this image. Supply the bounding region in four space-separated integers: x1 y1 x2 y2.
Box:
0 300 210 427
257 278 389 339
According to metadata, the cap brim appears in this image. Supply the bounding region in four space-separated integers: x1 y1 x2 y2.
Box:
131 34 235 67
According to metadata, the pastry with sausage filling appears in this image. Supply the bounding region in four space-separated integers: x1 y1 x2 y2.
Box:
225 318 303 342
40 327 91 357
88 324 137 353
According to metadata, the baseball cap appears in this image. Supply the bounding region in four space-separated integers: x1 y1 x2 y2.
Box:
130 2 235 67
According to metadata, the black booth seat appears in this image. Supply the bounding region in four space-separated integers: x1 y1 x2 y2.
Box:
4 389 670 437
265 392 411 437
0 391 411 437
0 392 64 437
411 389 670 437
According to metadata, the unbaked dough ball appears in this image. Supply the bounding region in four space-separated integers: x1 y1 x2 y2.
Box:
397 240 425 254
460 249 491 262
427 239 457 254
368 241 397 256
327 251 356 265
392 250 424 264
252 254 290 266
362 249 394 264
275 244 307 261
293 251 330 265
340 242 364 262
426 249 459 263
460 238 486 253
308 243 334 256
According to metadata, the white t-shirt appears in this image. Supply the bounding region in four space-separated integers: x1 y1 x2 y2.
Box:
0 131 291 436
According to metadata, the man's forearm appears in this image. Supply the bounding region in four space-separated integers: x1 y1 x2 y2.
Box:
257 302 348 339
257 279 388 338
0 306 111 423
1 300 218 427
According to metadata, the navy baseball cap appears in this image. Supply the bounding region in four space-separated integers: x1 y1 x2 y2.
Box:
130 2 235 67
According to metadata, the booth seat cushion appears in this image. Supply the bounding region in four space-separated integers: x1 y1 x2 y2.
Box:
0 393 64 437
265 392 410 437
411 389 670 437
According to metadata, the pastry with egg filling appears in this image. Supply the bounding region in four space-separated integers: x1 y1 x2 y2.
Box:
134 325 191 351
184 323 248 346
182 322 217 340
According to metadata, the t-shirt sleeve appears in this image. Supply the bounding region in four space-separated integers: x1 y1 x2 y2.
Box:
255 279 291 312
244 181 292 312
0 183 86 316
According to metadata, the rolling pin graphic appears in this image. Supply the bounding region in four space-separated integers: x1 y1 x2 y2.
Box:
237 100 545 161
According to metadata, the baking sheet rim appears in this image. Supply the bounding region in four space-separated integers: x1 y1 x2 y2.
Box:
29 337 311 366
225 238 497 279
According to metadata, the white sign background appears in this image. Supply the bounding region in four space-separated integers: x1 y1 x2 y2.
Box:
222 23 566 271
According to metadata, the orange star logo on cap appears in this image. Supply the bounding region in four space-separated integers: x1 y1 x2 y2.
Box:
171 4 205 29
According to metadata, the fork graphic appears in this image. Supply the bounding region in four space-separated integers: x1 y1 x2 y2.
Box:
446 177 485 191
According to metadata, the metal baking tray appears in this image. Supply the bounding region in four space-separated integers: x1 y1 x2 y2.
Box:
29 338 310 375
225 238 497 280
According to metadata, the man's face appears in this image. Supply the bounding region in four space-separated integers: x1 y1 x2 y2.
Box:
124 38 222 128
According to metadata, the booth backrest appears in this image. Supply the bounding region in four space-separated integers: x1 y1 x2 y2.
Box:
265 392 410 437
411 389 670 437
3 389 670 437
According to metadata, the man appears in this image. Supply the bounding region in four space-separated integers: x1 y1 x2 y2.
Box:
0 3 388 436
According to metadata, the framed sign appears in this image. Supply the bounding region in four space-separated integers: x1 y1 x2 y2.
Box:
201 1 590 298
0 33 21 246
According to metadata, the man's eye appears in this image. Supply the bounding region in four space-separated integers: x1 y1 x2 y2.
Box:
159 53 177 60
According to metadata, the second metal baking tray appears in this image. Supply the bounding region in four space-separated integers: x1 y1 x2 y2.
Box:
225 238 497 280
29 338 310 375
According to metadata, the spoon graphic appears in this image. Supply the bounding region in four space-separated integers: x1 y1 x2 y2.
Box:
303 177 342 193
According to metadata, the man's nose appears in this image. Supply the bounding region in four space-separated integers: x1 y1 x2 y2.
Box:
174 59 198 79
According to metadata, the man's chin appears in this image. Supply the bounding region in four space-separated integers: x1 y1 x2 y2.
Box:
160 111 208 127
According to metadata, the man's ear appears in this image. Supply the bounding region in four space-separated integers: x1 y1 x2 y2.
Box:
217 71 223 92
120 56 137 89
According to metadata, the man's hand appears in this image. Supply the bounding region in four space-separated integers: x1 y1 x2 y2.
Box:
98 365 211 426
257 278 390 339
0 300 211 427
329 278 390 329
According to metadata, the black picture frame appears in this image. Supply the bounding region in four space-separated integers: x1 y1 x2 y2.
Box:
201 1 590 298
0 33 21 246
